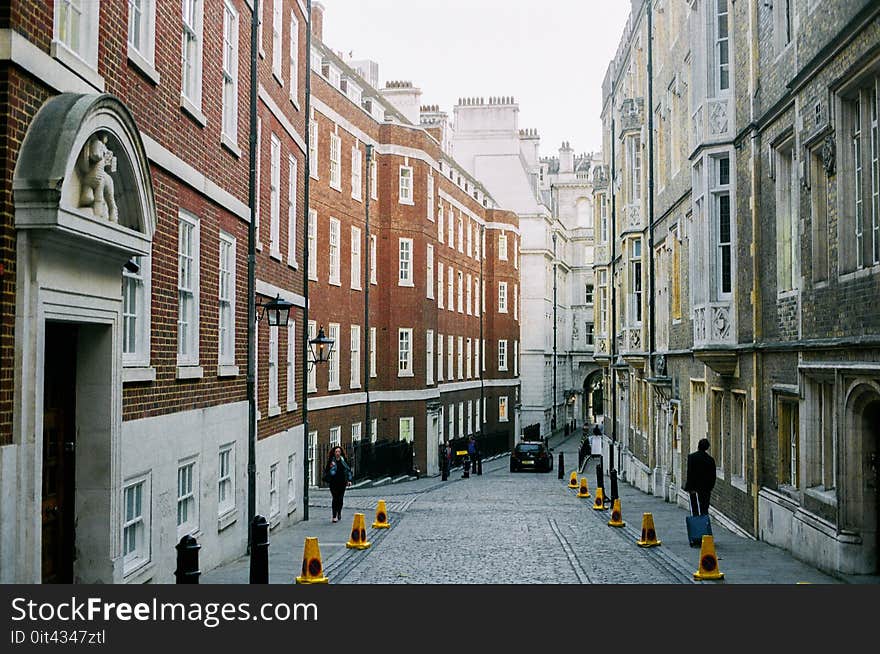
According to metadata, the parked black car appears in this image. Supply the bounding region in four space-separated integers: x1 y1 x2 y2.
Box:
510 441 553 473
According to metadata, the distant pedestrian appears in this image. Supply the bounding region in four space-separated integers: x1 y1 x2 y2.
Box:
444 442 453 478
684 438 716 516
323 446 353 523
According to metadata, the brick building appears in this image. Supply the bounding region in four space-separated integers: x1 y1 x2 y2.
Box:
595 0 880 576
305 6 520 480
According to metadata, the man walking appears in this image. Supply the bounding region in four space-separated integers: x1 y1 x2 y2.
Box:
684 438 716 516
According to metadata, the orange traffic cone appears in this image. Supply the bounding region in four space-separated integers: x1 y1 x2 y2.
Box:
568 471 578 488
372 500 390 528
636 512 661 547
693 535 724 580
592 486 607 510
346 513 371 550
607 498 625 527
576 476 591 498
294 537 329 584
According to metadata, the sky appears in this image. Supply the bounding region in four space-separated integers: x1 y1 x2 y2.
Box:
319 0 633 160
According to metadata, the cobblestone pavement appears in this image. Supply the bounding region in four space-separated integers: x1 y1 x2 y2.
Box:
334 456 681 584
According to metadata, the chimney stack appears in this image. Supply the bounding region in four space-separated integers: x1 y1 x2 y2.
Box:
312 2 325 42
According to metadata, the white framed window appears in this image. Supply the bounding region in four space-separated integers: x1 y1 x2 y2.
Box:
513 237 518 269
712 154 732 298
474 224 480 260
627 136 642 203
467 401 473 435
271 0 283 82
599 269 609 334
287 453 296 507
714 0 730 93
399 166 413 204
629 238 643 325
268 325 279 413
447 266 454 310
218 444 235 515
437 261 444 308
329 426 341 447
176 458 198 538
447 335 454 380
466 274 472 315
371 418 378 443
457 336 463 380
370 158 378 200
256 118 262 244
498 281 508 313
514 284 518 321
308 431 317 486
370 234 377 285
351 146 363 200
466 338 472 379
351 422 362 443
122 255 151 369
329 132 342 190
398 328 413 377
351 226 362 290
458 401 464 436
426 245 434 299
457 271 463 313
514 341 519 376
128 0 158 79
270 133 281 257
475 399 480 427
54 0 101 84
221 2 239 144
498 340 508 371
269 462 280 518
467 220 473 257
307 321 317 392
286 322 296 410
350 325 361 389
438 205 445 243
448 209 455 247
427 173 435 221
288 155 298 267
218 233 236 366
329 217 340 285
309 120 318 179
474 340 480 379
426 330 434 385
288 11 299 102
399 238 413 286
499 231 508 260
122 475 150 574
482 279 486 313
475 278 480 317
499 396 509 422
775 142 798 292
448 404 455 437
177 211 200 366
437 332 444 382
370 327 377 378
483 395 487 423
308 209 317 281
600 194 609 243
457 215 464 252
328 323 340 390
482 338 486 372
181 0 204 114
399 417 414 443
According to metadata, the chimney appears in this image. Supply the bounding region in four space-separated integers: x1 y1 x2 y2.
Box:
559 141 574 174
379 80 422 125
311 1 325 42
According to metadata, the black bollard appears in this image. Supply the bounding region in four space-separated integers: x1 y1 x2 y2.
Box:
442 459 449 481
462 456 470 478
476 454 482 475
558 452 565 480
175 534 200 584
596 461 605 493
609 468 619 501
249 515 269 584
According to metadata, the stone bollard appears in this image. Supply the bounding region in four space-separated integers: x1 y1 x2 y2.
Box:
249 515 269 584
558 452 565 480
175 534 201 584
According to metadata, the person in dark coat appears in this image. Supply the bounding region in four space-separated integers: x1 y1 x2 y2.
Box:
323 446 353 523
684 438 716 516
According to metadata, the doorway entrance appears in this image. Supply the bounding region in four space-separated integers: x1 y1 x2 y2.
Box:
41 322 78 583
865 399 880 572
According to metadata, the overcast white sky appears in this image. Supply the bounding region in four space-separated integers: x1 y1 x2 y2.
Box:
319 0 633 159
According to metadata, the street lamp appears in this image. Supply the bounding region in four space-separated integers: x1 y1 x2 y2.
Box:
308 325 335 368
256 293 294 327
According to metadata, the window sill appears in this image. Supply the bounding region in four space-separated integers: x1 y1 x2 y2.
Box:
731 475 748 493
328 384 341 392
123 366 156 384
268 513 281 530
398 281 414 288
804 486 837 507
329 279 341 287
180 95 207 127
217 507 238 532
122 559 154 584
127 45 161 85
329 183 342 193
287 501 297 516
221 133 242 158
51 40 105 91
352 194 363 203
273 70 285 87
256 241 263 252
286 402 298 412
399 199 414 206
176 365 204 380
308 274 318 283
290 96 301 111
398 372 414 378
288 259 299 270
351 285 362 292
268 405 281 418
270 250 283 262
218 364 239 378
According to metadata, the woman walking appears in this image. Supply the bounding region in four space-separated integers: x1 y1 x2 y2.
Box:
323 446 353 522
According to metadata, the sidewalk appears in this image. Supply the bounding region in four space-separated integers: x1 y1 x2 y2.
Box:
552 432 851 584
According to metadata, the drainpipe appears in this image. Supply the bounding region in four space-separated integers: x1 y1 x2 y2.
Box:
552 230 558 441
610 116 618 471
364 145 372 448
748 0 761 537
646 0 657 470
246 0 260 551
301 0 313 521
480 224 485 440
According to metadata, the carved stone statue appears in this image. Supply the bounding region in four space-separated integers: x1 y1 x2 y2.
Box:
821 133 836 176
77 133 118 222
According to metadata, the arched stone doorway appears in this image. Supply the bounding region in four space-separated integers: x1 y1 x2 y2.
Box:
8 93 155 583
583 370 604 426
843 381 880 575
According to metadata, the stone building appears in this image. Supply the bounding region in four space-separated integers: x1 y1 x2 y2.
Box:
595 0 880 576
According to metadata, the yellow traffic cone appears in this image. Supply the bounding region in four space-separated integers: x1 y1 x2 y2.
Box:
294 537 329 584
693 535 724 580
372 499 390 528
636 512 661 547
607 498 625 527
592 486 607 510
576 476 591 498
346 512 371 550
568 471 578 488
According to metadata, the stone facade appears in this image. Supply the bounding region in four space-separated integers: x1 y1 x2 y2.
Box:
594 0 880 575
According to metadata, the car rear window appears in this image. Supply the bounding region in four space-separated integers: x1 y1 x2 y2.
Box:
516 443 543 453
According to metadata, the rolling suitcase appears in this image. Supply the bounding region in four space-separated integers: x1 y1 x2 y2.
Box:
686 495 712 548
